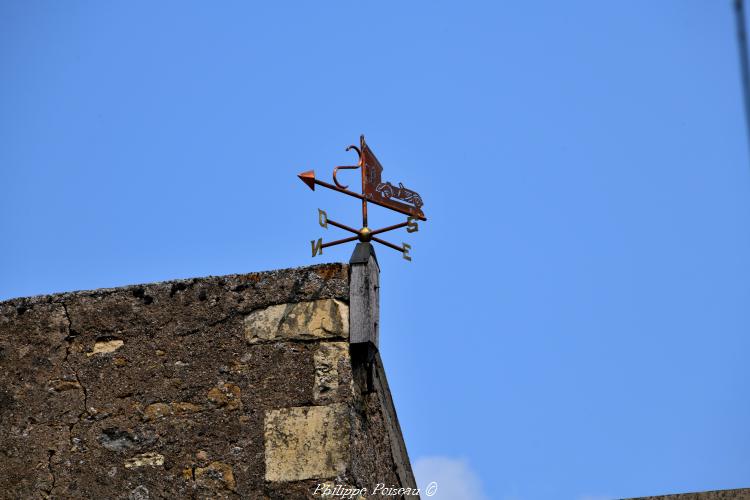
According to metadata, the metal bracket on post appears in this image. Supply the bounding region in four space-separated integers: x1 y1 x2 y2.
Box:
349 242 379 394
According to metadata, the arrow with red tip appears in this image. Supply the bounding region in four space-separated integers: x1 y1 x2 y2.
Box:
297 170 427 221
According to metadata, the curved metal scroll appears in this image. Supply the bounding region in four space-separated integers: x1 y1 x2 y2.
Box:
332 145 363 189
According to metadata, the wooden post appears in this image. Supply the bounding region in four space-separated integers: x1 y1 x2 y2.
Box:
349 242 379 347
348 243 419 495
349 242 379 392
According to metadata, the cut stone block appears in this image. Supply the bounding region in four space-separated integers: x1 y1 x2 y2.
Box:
314 342 351 403
264 404 349 482
244 299 348 343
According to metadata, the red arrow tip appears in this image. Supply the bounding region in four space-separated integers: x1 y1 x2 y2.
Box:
298 170 315 190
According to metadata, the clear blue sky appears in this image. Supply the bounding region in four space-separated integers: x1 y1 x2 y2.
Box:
2 2 749 499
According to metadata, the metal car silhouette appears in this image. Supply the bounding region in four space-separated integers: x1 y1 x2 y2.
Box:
375 182 423 209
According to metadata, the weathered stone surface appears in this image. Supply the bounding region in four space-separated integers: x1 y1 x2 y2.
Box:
207 382 242 411
124 451 165 468
143 401 203 421
87 338 124 356
0 262 417 499
314 342 353 403
142 402 171 421
244 299 349 344
264 403 350 482
47 378 81 392
193 460 237 491
0 263 350 498
350 378 406 497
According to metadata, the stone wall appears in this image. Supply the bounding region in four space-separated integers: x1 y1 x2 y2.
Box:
0 263 417 499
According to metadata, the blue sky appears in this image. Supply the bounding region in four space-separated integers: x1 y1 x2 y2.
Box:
2 2 749 499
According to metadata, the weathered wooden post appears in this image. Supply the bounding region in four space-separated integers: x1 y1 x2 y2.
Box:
348 241 418 493
349 242 379 392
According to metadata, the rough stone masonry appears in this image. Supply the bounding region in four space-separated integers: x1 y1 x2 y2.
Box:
0 262 418 499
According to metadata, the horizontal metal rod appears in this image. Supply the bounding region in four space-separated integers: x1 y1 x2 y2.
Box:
321 235 359 249
313 178 427 221
369 221 409 236
326 218 359 235
372 236 404 252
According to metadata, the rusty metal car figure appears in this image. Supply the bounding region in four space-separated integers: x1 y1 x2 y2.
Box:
375 181 423 209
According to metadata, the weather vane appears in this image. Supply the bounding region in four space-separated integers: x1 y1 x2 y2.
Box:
298 135 426 261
